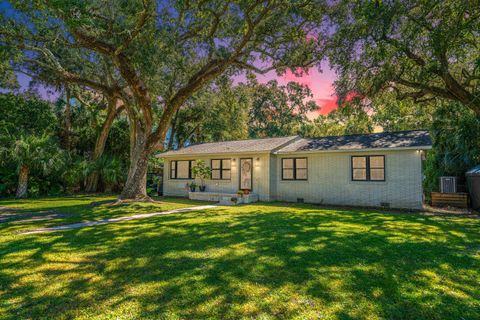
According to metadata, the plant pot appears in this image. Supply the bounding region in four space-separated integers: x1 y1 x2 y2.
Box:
199 186 206 192
190 186 196 192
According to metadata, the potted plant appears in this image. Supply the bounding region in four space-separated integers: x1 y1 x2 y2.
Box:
242 189 250 195
191 160 211 192
237 190 244 197
189 181 197 192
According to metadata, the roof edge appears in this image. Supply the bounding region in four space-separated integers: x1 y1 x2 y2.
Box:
274 145 432 155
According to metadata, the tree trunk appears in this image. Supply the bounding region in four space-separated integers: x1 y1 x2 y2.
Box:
16 164 29 199
167 110 179 150
64 88 72 150
85 99 121 193
119 125 150 201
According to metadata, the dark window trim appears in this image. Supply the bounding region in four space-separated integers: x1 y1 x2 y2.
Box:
211 158 231 180
351 155 385 182
281 157 308 181
170 160 194 180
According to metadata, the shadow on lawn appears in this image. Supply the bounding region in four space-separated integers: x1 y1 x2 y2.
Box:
1 203 479 319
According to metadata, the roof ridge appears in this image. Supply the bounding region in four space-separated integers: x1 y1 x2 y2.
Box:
305 129 429 141
181 135 299 148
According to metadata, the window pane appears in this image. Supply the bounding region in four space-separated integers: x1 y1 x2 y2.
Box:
212 160 221 169
177 161 190 179
222 170 231 180
296 168 308 180
212 169 221 179
296 158 307 169
352 157 366 169
170 161 176 178
283 159 294 169
222 159 231 169
370 168 385 180
370 156 384 168
283 169 294 179
353 169 367 180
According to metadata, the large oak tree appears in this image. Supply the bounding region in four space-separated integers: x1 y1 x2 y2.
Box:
324 0 480 115
2 0 323 200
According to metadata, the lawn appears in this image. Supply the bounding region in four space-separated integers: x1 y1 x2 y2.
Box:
0 196 479 319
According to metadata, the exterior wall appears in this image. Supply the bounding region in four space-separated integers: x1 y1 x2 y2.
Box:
275 150 423 209
163 153 272 201
163 149 425 209
269 155 278 201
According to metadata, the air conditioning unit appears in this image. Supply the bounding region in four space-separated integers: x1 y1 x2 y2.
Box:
440 176 457 193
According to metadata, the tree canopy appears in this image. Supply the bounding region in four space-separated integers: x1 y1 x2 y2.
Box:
325 0 480 115
1 0 324 200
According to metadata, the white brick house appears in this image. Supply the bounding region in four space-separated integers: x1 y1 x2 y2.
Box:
160 130 432 209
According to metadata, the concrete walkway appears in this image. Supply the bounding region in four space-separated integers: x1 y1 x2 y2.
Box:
18 205 217 235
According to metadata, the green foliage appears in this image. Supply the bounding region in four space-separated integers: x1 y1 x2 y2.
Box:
424 103 480 197
0 93 57 145
324 1 480 115
301 102 373 138
247 79 319 138
191 160 211 187
170 78 250 148
371 93 435 132
95 155 126 191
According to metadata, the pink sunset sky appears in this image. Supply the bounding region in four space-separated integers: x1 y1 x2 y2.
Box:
236 60 339 117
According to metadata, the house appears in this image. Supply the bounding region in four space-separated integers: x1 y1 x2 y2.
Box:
160 130 432 209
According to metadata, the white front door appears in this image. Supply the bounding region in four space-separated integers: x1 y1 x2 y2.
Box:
239 158 253 190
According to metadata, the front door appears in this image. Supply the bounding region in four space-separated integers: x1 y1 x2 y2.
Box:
239 158 253 191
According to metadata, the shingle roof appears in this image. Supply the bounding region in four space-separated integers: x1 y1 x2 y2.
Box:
159 130 432 157
276 130 431 153
160 136 299 156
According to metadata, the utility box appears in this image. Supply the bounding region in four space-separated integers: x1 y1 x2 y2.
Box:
440 176 457 193
466 166 480 210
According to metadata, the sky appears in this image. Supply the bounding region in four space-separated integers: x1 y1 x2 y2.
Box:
256 62 338 116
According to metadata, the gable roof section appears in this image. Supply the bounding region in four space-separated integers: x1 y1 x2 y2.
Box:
160 136 300 157
159 130 432 157
276 130 432 153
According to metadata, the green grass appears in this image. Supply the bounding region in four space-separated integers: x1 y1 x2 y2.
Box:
0 196 479 319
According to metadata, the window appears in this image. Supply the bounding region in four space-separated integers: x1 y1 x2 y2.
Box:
282 158 308 180
351 155 385 181
170 160 194 179
211 159 231 180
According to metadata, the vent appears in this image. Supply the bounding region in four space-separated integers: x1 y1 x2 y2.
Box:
297 198 304 203
380 202 390 208
440 176 457 193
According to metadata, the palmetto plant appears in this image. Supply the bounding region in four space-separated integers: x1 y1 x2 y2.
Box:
88 155 126 192
1 133 64 198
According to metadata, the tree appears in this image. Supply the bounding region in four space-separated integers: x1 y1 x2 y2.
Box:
247 78 319 137
300 101 373 137
52 91 127 193
371 93 435 132
1 134 64 198
324 1 480 115
3 0 323 201
424 102 480 197
0 94 63 198
168 77 249 149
